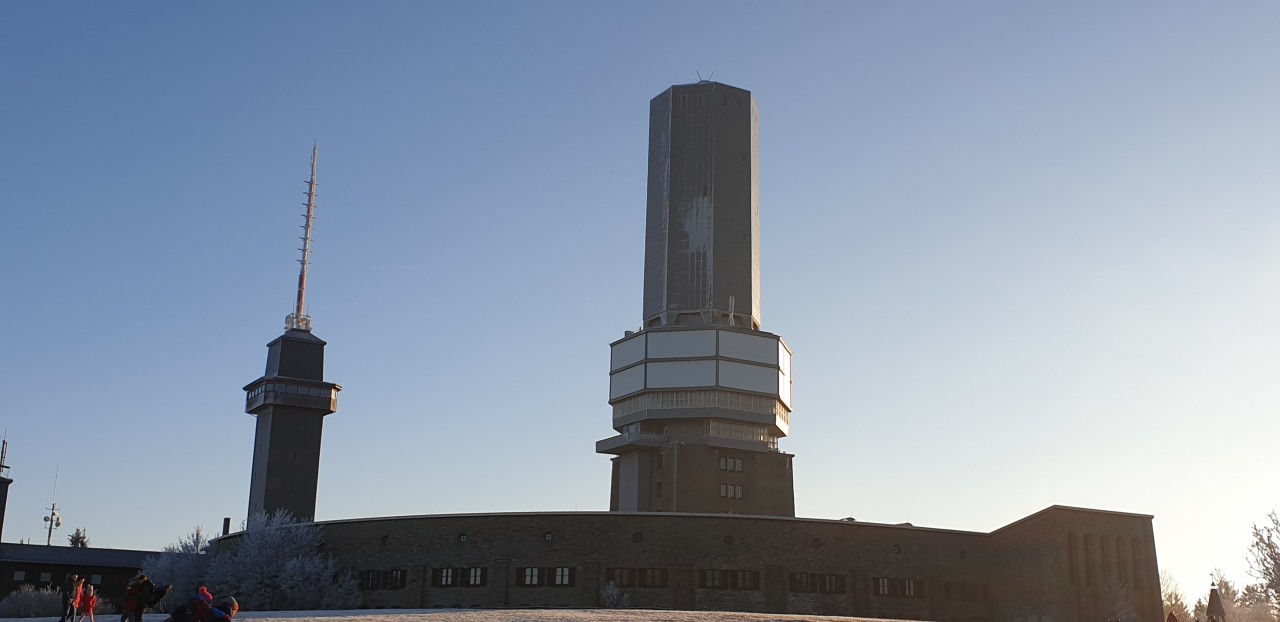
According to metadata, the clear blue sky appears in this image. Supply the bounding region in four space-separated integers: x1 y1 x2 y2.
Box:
2 1 1277 603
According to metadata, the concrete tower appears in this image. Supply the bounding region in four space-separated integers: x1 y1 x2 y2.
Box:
597 82 795 516
243 145 341 521
0 440 12 542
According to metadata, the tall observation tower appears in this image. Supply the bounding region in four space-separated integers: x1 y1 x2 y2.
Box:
597 82 795 516
242 145 341 522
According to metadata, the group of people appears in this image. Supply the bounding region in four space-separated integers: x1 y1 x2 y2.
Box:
57 574 237 622
56 574 97 622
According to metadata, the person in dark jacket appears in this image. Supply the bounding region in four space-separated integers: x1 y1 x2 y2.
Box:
58 574 83 622
121 575 155 622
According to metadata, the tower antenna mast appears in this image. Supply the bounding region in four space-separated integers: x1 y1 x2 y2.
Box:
0 431 9 479
287 143 319 331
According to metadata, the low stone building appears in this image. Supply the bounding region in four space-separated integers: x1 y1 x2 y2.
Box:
0 543 153 605
236 504 1160 621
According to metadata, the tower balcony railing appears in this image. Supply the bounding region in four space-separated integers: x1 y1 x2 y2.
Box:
245 382 338 414
703 419 778 451
612 389 789 424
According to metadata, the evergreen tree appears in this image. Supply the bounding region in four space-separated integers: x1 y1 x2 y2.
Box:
67 528 89 548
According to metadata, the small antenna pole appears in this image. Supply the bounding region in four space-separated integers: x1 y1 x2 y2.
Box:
43 502 60 546
287 144 318 331
43 466 61 546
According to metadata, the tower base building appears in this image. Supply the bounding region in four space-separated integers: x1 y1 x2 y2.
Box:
598 326 793 515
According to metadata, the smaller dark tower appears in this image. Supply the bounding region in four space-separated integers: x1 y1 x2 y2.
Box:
243 145 341 522
0 439 12 542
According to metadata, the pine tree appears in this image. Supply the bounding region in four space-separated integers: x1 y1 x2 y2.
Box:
67 528 89 548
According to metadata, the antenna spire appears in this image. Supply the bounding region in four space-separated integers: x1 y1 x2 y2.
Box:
0 434 9 479
286 143 319 331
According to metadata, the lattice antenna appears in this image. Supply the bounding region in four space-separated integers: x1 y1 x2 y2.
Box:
0 433 9 479
286 143 319 331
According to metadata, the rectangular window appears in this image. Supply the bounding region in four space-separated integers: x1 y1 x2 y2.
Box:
362 570 384 590
466 567 486 587
700 569 724 589
12 571 24 581
40 573 51 583
790 572 815 593
720 457 728 470
656 453 664 469
735 458 743 472
874 576 891 595
640 568 668 588
607 567 634 588
386 569 406 589
821 574 847 594
89 575 102 585
553 567 575 586
519 567 540 586
432 568 457 587
736 485 743 499
719 484 727 497
731 570 760 590
905 578 919 597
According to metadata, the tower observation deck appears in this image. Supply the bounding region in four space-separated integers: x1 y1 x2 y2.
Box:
598 82 795 516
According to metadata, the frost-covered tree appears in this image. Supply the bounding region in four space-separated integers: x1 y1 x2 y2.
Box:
599 580 630 609
1192 571 1278 622
204 510 360 611
143 526 212 612
0 585 63 617
1162 572 1193 622
1250 511 1280 608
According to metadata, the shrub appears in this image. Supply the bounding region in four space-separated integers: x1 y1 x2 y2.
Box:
0 584 64 618
599 580 631 609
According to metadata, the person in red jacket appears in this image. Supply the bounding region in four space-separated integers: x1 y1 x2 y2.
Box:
75 584 97 622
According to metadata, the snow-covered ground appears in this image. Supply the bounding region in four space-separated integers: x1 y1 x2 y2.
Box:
6 610 897 622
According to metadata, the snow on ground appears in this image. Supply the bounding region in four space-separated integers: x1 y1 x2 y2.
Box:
5 610 898 622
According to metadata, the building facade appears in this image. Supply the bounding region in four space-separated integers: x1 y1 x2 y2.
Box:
249 505 1162 621
598 81 795 516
